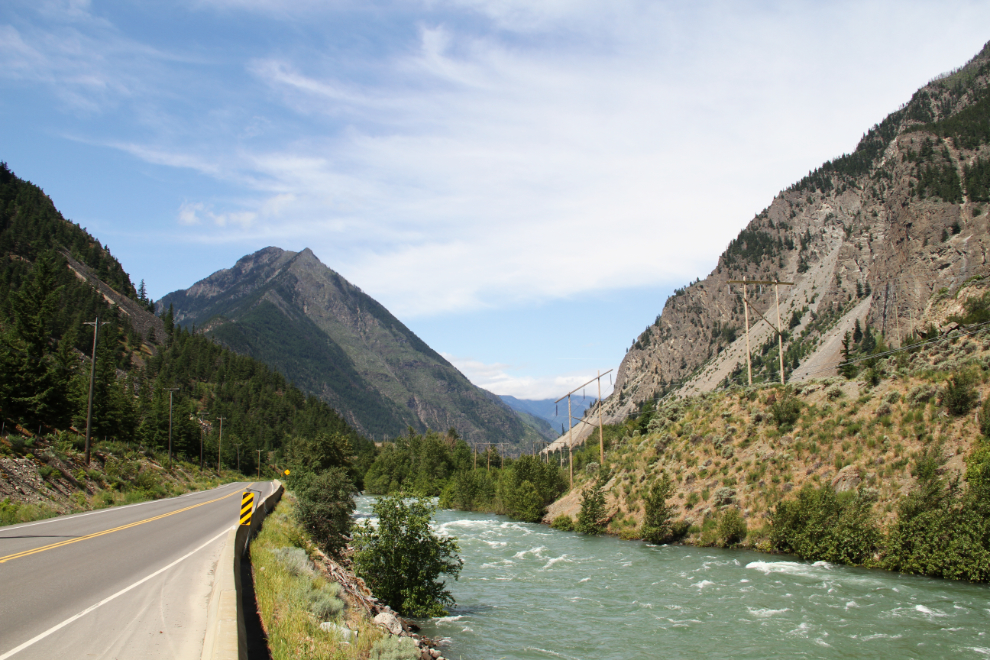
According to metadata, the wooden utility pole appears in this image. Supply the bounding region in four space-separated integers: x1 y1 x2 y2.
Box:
257 449 262 478
216 416 226 474
163 387 180 469
82 317 108 466
554 369 613 489
597 371 605 465
729 279 794 385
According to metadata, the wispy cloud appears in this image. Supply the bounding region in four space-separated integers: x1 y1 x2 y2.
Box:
4 0 990 322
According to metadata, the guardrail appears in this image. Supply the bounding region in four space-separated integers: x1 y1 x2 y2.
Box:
201 480 284 660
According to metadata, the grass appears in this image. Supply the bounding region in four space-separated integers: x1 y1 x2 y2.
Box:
251 494 386 660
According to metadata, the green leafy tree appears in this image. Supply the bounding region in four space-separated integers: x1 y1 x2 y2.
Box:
576 471 609 535
353 495 462 617
641 471 675 544
295 468 356 559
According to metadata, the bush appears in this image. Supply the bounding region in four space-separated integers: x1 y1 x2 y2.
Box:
883 445 990 582
368 636 420 660
550 514 574 531
716 508 748 546
942 372 978 416
770 396 803 431
295 468 356 559
978 398 990 438
769 485 880 565
640 472 674 544
274 546 315 577
575 472 609 535
353 495 462 617
309 582 345 619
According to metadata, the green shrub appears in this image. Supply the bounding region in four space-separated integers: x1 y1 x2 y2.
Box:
716 508 748 546
550 514 574 531
770 396 803 432
295 468 356 559
368 636 420 660
353 495 462 617
576 472 609 535
769 485 880 565
309 583 345 620
883 445 990 582
942 372 978 416
641 472 675 544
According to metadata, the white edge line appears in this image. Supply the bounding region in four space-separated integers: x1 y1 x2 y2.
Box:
0 525 235 660
0 482 245 533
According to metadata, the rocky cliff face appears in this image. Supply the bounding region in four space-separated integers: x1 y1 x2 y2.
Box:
159 247 537 446
601 40 990 425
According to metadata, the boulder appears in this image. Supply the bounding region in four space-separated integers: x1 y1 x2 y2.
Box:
831 465 862 493
714 487 736 506
374 611 404 635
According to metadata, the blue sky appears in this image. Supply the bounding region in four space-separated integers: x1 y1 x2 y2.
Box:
1 1 988 399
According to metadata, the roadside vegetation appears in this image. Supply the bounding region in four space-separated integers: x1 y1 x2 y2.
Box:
252 495 387 660
0 431 240 526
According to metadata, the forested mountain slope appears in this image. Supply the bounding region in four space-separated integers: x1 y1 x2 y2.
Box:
599 40 990 427
0 162 371 480
159 247 540 447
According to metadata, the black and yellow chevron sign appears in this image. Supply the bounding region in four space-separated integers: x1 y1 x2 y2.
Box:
239 491 255 526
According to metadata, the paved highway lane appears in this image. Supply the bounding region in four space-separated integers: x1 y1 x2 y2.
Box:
0 480 273 659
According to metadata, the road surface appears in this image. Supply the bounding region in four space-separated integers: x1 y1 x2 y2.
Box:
0 480 271 659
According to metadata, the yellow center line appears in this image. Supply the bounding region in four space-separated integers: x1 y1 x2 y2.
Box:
0 487 246 565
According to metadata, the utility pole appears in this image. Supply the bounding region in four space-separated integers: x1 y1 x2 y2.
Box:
82 317 108 466
216 416 226 474
555 369 613 489
198 414 207 471
257 449 262 479
729 279 794 386
233 442 242 472
163 387 180 470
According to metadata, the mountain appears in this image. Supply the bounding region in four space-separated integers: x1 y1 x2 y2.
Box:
499 395 596 435
0 162 369 480
595 40 990 426
159 247 540 447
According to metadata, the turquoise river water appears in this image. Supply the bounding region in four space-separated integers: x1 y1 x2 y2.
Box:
354 497 990 659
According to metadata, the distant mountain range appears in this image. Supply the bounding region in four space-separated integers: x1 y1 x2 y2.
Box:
159 247 542 448
499 394 597 435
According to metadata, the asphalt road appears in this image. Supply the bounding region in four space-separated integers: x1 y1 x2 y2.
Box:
0 480 272 659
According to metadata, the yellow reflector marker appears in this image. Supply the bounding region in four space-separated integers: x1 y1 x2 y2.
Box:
239 491 255 526
284 469 290 476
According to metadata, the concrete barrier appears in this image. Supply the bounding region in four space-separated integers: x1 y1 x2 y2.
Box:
201 480 284 660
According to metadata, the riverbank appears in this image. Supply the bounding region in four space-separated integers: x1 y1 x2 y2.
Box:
541 341 990 579
252 493 451 660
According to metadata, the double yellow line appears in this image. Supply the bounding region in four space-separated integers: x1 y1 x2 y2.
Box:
0 488 243 565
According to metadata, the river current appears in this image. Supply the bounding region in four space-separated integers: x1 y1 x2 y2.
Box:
354 497 990 659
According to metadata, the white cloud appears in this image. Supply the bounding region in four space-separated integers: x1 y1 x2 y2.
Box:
443 353 614 400
7 0 990 320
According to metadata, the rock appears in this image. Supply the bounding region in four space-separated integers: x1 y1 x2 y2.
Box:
714 487 736 506
782 482 794 493
831 465 861 493
320 622 358 642
374 611 404 635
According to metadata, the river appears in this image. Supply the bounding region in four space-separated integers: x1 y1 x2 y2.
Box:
355 498 990 659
